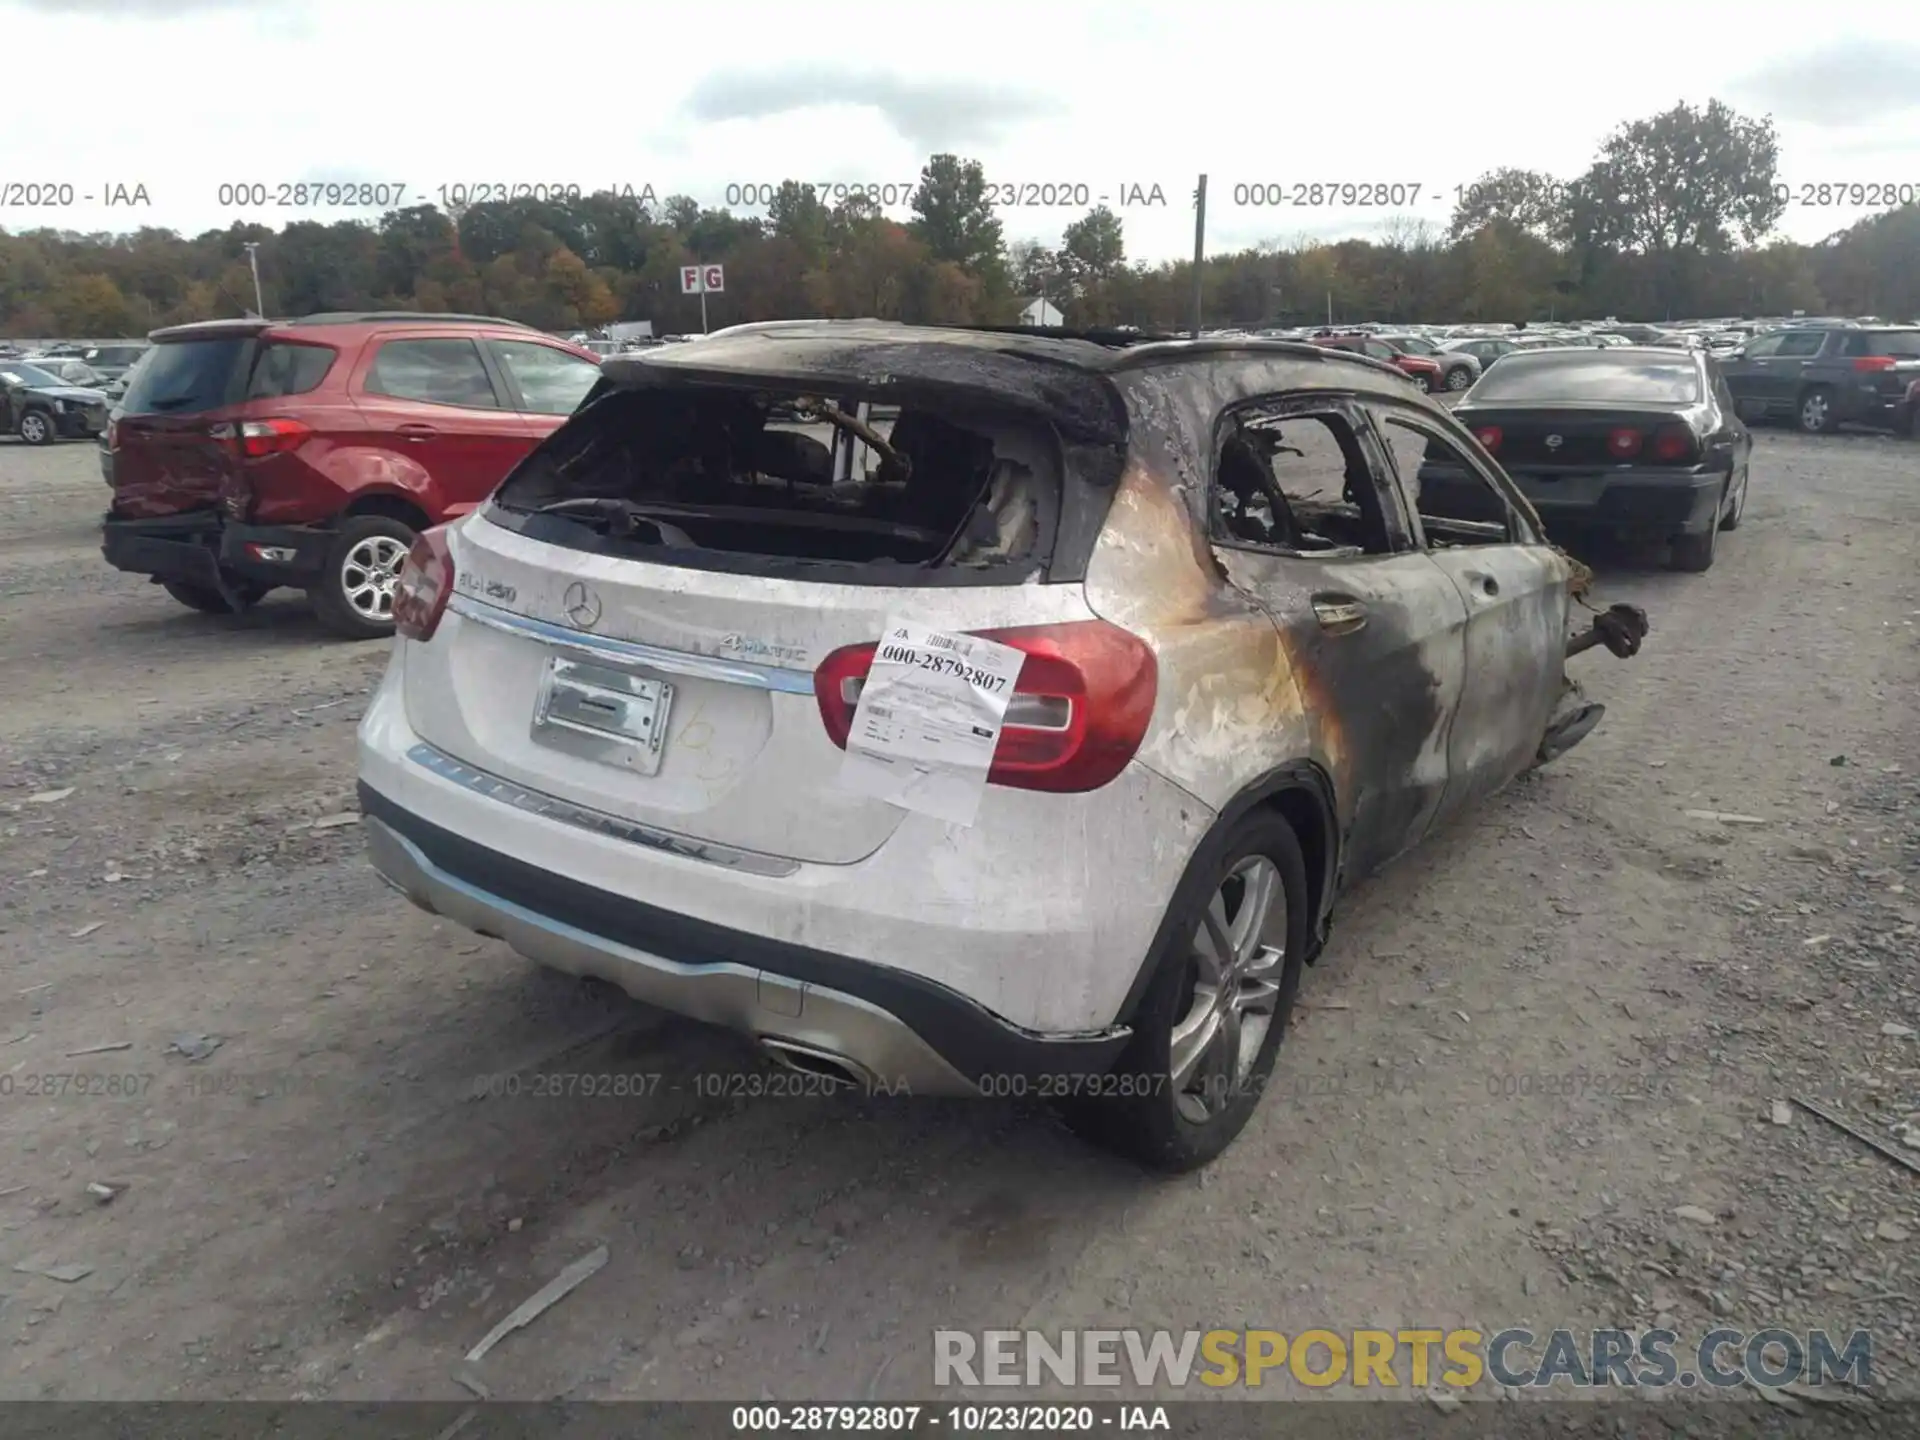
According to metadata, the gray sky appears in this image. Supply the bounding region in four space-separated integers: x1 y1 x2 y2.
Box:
3 0 1914 259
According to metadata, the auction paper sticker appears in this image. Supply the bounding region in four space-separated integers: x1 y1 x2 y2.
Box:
837 619 1027 827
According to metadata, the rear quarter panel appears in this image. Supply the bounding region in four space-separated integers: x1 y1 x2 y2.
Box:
1080 363 1346 825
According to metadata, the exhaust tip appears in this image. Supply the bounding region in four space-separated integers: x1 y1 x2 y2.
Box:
759 1038 873 1091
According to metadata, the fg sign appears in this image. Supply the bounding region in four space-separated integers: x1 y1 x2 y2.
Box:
679 264 725 294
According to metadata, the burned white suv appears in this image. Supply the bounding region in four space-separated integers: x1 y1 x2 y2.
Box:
356 321 1643 1171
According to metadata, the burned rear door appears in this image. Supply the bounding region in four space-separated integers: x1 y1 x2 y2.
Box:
1370 402 1566 819
1206 395 1469 885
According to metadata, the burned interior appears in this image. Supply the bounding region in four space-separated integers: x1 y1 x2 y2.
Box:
490 379 1063 578
1209 398 1513 559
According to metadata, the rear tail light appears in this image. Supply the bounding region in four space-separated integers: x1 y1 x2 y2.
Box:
1852 356 1897 373
234 418 313 457
105 419 118 449
813 620 1158 794
393 526 455 643
1649 424 1697 464
1607 427 1644 458
1473 425 1502 453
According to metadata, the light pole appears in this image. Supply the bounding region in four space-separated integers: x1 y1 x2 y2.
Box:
242 242 265 317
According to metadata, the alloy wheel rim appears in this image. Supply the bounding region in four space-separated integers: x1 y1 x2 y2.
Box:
1170 855 1287 1124
22 414 47 441
342 535 408 620
1803 395 1828 430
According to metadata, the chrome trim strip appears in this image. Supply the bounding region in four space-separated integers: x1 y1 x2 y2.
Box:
405 741 800 878
449 594 816 694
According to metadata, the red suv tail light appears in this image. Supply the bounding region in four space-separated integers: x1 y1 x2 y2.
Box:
235 418 313 457
1472 425 1502 453
393 526 455 643
1648 424 1698 464
813 620 1158 794
1853 356 1897 373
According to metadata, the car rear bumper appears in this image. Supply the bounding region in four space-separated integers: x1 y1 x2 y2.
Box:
53 408 106 439
1422 464 1725 537
356 647 1211 1091
101 513 334 589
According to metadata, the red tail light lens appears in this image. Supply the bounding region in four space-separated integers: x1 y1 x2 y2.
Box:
105 419 119 450
393 526 455 643
1853 356 1897 373
236 418 313 457
813 620 1158 795
1607 427 1643 458
1473 425 1502 453
1649 424 1697 464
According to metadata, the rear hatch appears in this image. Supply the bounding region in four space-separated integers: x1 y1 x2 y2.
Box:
403 374 1104 866
109 325 265 518
109 326 342 519
1850 331 1920 410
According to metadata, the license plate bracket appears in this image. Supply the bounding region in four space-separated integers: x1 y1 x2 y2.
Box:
532 655 674 775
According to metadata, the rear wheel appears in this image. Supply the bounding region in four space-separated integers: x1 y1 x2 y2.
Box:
1798 386 1838 434
309 516 415 640
1060 811 1309 1172
18 409 55 445
1445 366 1473 391
162 579 266 614
1719 467 1748 531
1669 491 1723 572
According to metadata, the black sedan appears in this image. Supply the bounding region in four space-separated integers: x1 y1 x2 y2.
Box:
0 361 111 446
1418 347 1752 573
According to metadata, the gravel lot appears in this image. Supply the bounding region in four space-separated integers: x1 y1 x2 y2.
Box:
0 427 1915 1416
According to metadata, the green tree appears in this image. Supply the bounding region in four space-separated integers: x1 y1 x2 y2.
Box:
767 182 830 260
1060 205 1125 286
1447 168 1570 245
1568 99 1785 317
909 154 1003 273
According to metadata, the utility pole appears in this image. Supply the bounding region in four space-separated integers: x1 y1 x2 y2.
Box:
1190 175 1207 338
242 242 265 317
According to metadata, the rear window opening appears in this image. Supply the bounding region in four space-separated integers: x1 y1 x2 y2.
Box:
490 383 1063 584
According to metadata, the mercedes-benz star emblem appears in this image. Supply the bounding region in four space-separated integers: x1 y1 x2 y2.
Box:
1545 434 1564 449
561 581 602 631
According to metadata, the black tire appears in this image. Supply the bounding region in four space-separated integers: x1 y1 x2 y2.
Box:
162 579 266 614
308 515 416 640
18 408 56 445
1061 810 1310 1173
1797 386 1839 435
1719 468 1747 531
1669 498 1721 573
1444 366 1473 392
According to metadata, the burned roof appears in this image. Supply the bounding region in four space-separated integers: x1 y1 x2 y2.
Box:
599 320 1404 447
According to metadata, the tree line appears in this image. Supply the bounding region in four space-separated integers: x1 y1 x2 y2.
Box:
2 99 1915 339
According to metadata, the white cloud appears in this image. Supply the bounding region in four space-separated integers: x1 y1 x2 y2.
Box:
1 0 1908 258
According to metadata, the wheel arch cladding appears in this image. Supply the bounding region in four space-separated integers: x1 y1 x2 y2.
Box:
343 492 431 531
1113 762 1340 1027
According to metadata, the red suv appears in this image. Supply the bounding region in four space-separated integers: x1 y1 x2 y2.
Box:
1307 332 1443 391
100 312 602 639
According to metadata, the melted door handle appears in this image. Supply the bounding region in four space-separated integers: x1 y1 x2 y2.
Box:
1312 595 1368 633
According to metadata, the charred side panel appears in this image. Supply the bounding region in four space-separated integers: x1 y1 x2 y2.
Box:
1257 559 1464 883
1085 361 1471 887
1079 366 1317 817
